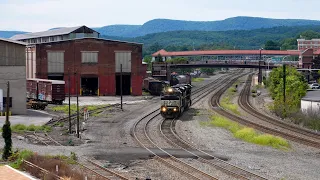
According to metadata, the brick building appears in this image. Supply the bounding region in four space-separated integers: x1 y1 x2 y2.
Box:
0 38 27 115
297 39 320 52
11 26 144 96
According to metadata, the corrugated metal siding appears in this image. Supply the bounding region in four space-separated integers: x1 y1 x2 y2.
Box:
81 51 98 63
115 51 131 72
47 51 64 73
0 41 25 66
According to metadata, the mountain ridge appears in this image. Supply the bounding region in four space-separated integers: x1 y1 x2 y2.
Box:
2 16 320 39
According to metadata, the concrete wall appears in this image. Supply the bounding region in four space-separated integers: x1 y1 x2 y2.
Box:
0 66 26 115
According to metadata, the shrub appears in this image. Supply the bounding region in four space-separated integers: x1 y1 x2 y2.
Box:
252 94 257 97
9 149 34 169
251 89 257 93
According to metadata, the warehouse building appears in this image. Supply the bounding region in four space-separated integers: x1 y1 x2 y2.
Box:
0 38 27 115
11 26 144 96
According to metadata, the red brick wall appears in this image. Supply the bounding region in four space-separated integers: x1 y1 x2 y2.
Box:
300 49 314 68
36 38 143 96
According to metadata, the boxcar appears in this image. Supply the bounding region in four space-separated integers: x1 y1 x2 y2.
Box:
27 78 65 104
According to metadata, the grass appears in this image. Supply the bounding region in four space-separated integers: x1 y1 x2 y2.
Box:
9 124 52 133
54 122 64 127
220 85 241 115
9 149 34 169
49 104 107 115
192 78 204 82
203 115 290 150
220 97 241 115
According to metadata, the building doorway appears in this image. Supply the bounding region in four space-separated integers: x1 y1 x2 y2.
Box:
48 74 64 80
116 74 131 95
81 77 98 96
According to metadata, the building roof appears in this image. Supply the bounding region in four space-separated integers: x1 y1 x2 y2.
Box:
10 26 99 40
32 37 143 45
302 90 320 102
0 37 27 46
152 49 301 57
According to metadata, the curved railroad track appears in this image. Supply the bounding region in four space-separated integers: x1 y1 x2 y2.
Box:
29 131 130 180
159 71 268 180
131 70 269 179
238 74 320 148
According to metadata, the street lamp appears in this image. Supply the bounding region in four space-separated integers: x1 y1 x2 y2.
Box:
259 48 264 61
267 58 272 72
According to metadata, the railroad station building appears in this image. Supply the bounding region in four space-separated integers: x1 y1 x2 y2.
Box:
0 38 27 115
11 26 144 96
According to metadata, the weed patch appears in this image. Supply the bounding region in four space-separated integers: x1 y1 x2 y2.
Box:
220 97 240 115
8 149 33 168
204 115 290 150
49 104 107 115
9 124 52 133
192 78 204 82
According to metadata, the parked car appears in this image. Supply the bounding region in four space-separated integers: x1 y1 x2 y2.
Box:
309 83 320 89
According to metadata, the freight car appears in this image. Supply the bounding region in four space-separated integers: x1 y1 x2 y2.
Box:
160 84 192 119
27 78 65 106
143 77 168 95
170 73 191 86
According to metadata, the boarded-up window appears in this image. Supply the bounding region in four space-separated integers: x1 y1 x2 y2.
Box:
115 51 131 72
81 51 98 63
47 51 64 73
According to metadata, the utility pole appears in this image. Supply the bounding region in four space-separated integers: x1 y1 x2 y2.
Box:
120 64 123 110
75 70 80 138
283 64 286 116
68 68 71 134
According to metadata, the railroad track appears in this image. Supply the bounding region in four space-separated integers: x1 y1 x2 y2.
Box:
29 132 129 180
132 108 219 180
131 70 268 179
159 71 268 180
238 74 320 148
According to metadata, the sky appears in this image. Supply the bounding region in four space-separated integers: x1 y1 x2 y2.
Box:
1 0 320 32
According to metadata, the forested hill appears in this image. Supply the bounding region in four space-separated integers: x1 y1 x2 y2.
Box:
100 25 320 56
95 16 320 37
0 31 27 38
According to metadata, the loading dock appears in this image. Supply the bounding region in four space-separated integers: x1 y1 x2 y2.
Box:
116 74 131 95
81 77 99 96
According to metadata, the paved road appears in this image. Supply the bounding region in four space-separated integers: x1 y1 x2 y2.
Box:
0 110 52 126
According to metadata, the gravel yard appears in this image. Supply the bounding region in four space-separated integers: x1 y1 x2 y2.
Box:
175 73 320 180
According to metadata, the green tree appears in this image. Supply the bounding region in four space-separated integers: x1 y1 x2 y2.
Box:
143 55 152 71
200 68 216 75
155 54 163 62
267 66 308 117
166 57 188 63
2 119 12 160
298 30 320 40
264 40 280 50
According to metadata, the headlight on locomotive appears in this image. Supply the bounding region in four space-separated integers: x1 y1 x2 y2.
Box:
161 107 167 112
173 107 177 112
